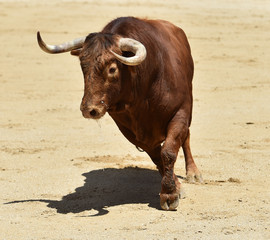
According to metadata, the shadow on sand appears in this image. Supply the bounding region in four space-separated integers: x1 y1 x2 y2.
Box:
6 167 165 216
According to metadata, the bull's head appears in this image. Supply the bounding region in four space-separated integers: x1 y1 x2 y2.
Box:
37 32 146 119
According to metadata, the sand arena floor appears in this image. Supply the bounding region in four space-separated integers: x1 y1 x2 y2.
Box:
0 0 269 239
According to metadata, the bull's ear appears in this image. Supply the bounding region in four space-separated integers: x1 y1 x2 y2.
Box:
70 48 82 56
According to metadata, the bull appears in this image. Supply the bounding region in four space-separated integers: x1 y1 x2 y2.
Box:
37 17 202 210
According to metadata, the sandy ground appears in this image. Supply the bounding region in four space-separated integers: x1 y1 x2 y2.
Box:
0 0 270 239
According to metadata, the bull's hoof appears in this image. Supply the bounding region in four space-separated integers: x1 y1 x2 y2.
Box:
186 170 203 183
160 188 185 211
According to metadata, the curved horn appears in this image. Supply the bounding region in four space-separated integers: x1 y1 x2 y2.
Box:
37 31 86 54
110 38 147 66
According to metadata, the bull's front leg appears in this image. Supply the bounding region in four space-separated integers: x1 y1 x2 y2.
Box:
159 114 188 210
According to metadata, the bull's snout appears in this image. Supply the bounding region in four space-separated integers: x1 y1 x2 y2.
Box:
89 108 98 117
80 104 106 119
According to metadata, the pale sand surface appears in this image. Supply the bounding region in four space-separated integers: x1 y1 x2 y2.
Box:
0 0 269 239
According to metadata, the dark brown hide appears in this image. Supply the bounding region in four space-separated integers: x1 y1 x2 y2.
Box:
79 17 202 210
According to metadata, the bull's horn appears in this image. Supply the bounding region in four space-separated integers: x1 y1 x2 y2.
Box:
110 38 147 66
37 31 86 54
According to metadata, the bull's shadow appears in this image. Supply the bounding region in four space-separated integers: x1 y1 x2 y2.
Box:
50 167 162 215
7 167 162 216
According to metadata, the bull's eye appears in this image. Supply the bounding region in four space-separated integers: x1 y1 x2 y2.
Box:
109 67 116 74
107 63 118 80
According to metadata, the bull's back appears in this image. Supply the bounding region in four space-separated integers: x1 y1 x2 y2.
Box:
147 19 194 83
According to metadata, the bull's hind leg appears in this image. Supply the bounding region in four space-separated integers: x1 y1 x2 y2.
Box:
183 130 203 183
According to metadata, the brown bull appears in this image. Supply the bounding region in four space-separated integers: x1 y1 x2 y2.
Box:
37 16 202 210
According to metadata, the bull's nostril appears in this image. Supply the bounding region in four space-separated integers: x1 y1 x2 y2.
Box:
89 109 97 117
